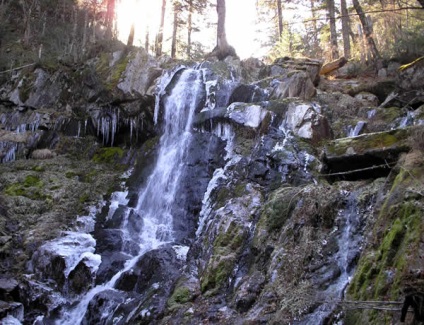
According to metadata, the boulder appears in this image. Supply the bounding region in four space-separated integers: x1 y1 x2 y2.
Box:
118 49 163 96
0 301 23 322
284 102 332 142
270 71 317 100
0 278 19 301
273 57 322 85
322 127 411 181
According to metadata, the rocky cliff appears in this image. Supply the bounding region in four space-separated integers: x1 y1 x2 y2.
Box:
0 50 423 324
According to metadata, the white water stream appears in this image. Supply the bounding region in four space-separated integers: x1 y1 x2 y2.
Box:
295 190 361 325
56 68 205 324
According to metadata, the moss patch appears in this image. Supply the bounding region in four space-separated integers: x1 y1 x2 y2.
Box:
260 186 301 232
92 147 124 164
325 128 409 157
4 175 51 201
347 161 424 308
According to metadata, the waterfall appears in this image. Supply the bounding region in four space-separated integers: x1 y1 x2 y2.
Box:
55 68 205 324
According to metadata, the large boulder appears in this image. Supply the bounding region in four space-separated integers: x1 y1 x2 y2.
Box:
284 102 332 141
118 49 163 96
270 70 317 100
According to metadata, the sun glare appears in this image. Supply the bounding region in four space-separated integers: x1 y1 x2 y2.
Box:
115 0 266 59
116 0 161 47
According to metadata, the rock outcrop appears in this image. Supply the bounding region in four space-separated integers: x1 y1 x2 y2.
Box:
0 50 423 325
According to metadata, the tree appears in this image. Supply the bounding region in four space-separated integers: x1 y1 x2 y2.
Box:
184 0 207 59
156 0 167 57
327 0 339 59
277 0 283 36
352 0 380 61
105 0 115 39
207 0 237 60
171 1 183 58
340 0 351 58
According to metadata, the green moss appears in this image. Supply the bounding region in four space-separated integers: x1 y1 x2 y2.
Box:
376 106 404 122
4 175 49 200
348 201 423 302
214 221 247 254
215 187 230 208
325 128 409 156
260 187 300 232
79 193 90 204
32 165 45 172
95 52 131 90
23 175 43 188
168 286 192 307
92 147 124 164
200 219 248 294
200 257 234 294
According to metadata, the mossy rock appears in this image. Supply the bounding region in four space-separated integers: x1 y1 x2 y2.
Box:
347 161 424 310
167 285 193 310
200 255 235 294
325 128 410 158
92 147 124 164
259 186 301 232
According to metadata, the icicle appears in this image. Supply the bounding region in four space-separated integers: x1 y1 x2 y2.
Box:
77 121 81 138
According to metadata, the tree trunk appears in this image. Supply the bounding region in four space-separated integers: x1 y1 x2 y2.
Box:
277 0 283 37
207 0 237 60
320 57 348 75
216 0 228 49
171 3 178 59
187 0 193 59
327 0 339 60
145 27 150 54
20 0 33 45
105 0 115 39
309 0 320 56
340 0 351 59
127 23 135 47
352 0 380 60
156 0 167 57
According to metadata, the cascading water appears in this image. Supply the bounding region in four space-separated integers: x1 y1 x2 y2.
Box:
53 67 206 324
295 190 362 325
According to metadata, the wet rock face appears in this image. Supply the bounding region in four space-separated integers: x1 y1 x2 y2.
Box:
83 290 126 325
171 132 226 244
1 52 423 325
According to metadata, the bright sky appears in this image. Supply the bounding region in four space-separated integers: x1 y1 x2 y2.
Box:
115 0 263 59
226 0 259 59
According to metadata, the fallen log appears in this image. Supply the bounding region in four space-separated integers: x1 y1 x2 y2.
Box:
320 57 348 75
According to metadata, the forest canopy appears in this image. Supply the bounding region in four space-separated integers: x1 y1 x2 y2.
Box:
0 0 423 70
